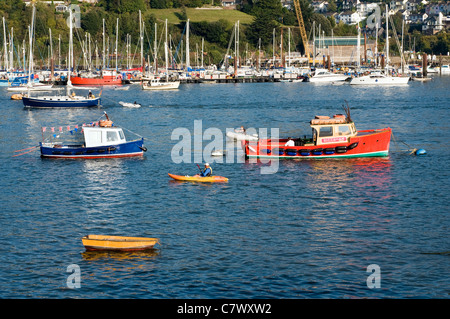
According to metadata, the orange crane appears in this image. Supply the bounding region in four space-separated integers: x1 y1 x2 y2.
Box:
293 0 310 62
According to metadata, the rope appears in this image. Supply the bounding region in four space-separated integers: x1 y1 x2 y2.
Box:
391 131 417 154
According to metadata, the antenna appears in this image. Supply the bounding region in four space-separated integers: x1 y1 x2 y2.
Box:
343 100 352 123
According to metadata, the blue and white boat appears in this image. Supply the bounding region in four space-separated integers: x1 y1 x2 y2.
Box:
39 112 147 159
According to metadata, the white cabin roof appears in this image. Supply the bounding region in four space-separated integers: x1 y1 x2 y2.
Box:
83 126 126 147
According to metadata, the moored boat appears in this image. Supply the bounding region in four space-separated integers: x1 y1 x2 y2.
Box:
305 68 349 83
168 173 228 183
70 70 123 86
39 112 147 159
82 235 160 251
22 92 101 108
226 128 258 141
142 78 180 90
243 108 391 160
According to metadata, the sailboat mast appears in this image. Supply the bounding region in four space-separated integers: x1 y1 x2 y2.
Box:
385 4 389 73
102 18 105 71
3 17 8 71
68 7 73 86
186 19 190 70
28 4 36 86
115 18 118 71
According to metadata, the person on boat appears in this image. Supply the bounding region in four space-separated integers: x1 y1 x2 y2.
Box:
199 163 212 177
88 90 93 98
285 137 295 147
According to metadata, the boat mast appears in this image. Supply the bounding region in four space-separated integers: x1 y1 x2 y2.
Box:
3 17 8 71
385 4 389 74
68 7 73 87
115 18 118 71
28 4 36 87
102 18 105 71
186 19 190 70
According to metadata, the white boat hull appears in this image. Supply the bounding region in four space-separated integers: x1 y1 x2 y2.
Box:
142 81 180 90
226 131 258 141
350 75 410 85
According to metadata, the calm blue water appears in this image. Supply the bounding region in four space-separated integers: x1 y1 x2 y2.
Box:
0 77 448 299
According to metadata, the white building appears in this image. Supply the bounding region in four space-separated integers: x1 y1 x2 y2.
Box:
337 10 362 25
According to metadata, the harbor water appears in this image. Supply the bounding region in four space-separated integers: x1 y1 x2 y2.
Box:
0 77 448 299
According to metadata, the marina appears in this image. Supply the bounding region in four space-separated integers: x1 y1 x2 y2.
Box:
2 75 449 299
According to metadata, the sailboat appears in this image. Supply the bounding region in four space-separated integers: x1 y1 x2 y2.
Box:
142 20 180 90
70 18 122 86
7 6 54 92
22 8 101 108
350 5 410 85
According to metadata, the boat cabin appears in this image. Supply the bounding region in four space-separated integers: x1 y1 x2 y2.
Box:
83 125 126 148
309 115 357 146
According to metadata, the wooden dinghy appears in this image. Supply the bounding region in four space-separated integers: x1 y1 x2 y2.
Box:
82 234 160 251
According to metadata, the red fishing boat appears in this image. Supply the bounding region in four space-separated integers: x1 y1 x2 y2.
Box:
243 107 392 159
70 69 122 86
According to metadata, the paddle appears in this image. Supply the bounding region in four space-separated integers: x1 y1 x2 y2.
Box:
196 164 202 174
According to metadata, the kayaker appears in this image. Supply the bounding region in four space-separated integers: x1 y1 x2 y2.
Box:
200 163 212 177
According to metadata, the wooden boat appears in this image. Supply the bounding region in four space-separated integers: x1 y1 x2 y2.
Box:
82 235 159 251
168 173 228 183
243 107 392 160
39 112 147 159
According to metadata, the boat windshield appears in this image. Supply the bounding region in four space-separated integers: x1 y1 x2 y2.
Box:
319 126 333 137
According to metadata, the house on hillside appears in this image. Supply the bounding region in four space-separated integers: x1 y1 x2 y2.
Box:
422 12 445 33
312 1 329 13
408 12 429 24
339 0 359 11
336 10 361 25
425 2 450 15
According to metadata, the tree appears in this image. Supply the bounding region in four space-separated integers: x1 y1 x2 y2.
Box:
247 0 284 47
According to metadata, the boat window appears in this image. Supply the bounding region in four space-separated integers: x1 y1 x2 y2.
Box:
106 131 119 142
118 130 125 140
338 125 351 135
319 126 333 137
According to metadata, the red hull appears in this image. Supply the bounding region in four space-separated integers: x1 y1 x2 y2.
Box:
245 128 392 159
70 76 122 86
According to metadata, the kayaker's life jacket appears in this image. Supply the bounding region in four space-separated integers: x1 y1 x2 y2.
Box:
201 167 212 177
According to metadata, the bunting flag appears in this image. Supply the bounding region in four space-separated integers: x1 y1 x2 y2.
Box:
42 127 46 132
51 127 55 132
67 126 70 131
59 127 63 132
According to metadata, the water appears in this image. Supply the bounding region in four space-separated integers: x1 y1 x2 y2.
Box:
0 77 448 299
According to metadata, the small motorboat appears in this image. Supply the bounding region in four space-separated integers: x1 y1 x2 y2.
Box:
226 128 258 141
39 112 147 159
119 101 141 108
168 173 228 183
82 235 160 251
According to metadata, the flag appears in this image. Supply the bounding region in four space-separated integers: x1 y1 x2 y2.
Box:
67 126 70 131
59 127 63 132
42 127 46 132
51 127 55 132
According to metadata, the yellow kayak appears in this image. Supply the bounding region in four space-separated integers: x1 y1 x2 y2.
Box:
168 173 228 183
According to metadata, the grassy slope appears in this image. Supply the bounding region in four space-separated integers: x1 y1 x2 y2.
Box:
148 8 254 25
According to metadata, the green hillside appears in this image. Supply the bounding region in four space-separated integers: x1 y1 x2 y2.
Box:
148 8 254 25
